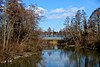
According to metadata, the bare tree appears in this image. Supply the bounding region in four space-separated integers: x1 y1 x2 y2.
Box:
0 0 42 62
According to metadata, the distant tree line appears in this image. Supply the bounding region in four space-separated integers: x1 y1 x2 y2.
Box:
64 8 100 48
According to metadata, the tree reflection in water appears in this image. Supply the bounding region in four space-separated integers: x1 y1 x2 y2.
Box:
0 47 100 67
67 48 100 67
39 47 100 67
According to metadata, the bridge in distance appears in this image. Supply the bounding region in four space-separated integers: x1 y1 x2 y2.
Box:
41 35 65 44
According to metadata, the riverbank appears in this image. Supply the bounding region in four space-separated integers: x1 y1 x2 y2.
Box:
0 52 38 64
1 46 99 67
57 43 100 50
0 42 46 64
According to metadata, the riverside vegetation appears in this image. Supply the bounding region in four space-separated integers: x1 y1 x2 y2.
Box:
0 0 44 63
62 8 100 49
0 0 100 64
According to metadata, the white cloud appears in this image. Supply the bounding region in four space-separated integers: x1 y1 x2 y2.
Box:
18 1 22 4
50 8 65 13
26 6 85 19
48 14 62 19
47 7 85 19
35 7 48 16
38 7 48 12
25 6 47 17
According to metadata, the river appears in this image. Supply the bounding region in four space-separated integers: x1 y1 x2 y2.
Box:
0 46 100 67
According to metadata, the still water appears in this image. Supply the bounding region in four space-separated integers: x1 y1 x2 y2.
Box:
0 47 100 67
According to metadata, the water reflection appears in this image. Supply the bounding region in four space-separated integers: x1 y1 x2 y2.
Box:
39 48 100 67
0 47 100 67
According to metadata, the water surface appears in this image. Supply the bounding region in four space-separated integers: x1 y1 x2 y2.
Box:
0 47 100 67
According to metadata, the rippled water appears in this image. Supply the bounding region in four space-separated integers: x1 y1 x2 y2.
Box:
0 47 100 67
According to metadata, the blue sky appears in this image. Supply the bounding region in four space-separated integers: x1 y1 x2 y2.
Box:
23 0 100 31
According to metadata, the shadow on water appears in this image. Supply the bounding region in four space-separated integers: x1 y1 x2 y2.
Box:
0 45 100 67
